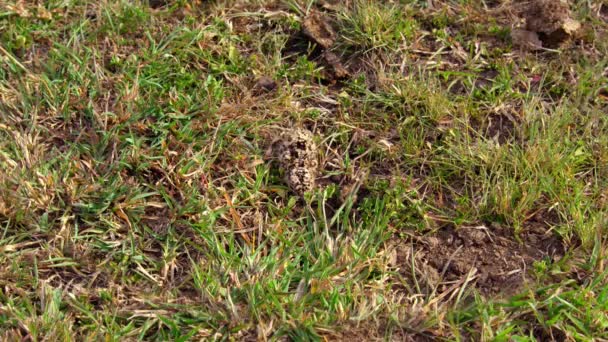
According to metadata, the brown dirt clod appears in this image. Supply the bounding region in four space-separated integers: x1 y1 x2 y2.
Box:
272 129 319 195
525 0 571 34
302 10 336 49
520 0 581 48
323 51 350 79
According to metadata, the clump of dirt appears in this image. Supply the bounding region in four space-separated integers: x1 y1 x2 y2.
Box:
525 0 570 35
513 0 581 49
322 51 350 79
392 224 565 295
269 129 319 195
302 10 336 49
300 10 349 80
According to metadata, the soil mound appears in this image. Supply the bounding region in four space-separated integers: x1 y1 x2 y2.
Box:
513 0 581 49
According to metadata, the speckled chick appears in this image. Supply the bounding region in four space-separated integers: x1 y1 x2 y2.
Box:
275 129 319 195
525 0 571 34
286 166 316 195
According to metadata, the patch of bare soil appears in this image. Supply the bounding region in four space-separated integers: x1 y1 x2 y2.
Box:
472 111 520 144
326 315 439 342
393 224 565 296
485 113 519 143
335 327 435 342
141 205 171 235
447 68 502 96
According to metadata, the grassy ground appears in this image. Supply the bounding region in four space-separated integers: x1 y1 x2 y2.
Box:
0 0 607 340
